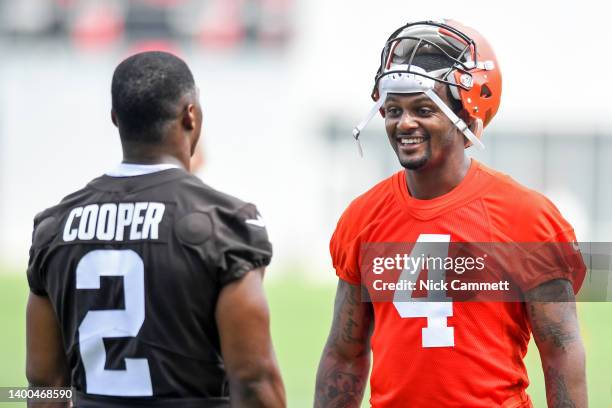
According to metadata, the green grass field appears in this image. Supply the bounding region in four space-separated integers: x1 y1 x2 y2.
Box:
1 273 610 407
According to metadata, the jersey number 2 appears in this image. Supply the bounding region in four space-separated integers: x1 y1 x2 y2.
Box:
393 234 454 348
76 249 153 396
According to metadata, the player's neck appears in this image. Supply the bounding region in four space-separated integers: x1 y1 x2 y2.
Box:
404 155 471 200
121 142 189 170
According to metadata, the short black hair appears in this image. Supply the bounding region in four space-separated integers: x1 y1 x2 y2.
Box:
111 51 195 143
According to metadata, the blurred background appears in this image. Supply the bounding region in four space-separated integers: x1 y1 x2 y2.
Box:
0 0 610 406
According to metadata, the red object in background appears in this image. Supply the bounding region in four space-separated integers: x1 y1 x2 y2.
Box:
71 4 124 51
258 0 292 46
198 0 245 48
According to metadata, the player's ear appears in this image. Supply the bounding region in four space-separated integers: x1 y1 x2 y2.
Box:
182 103 197 131
186 103 202 156
111 110 118 127
190 125 200 154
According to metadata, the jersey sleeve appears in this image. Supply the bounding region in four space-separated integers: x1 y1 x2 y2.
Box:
213 203 272 287
513 194 586 294
26 213 59 296
330 207 362 285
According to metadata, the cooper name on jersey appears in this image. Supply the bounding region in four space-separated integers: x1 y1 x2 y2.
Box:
63 202 165 242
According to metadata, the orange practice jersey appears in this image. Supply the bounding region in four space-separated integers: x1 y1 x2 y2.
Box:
330 160 585 408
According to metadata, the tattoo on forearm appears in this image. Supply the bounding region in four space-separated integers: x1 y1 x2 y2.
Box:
544 366 577 408
342 315 359 344
315 281 372 407
317 367 363 408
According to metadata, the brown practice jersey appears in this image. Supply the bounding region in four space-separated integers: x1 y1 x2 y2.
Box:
27 168 272 407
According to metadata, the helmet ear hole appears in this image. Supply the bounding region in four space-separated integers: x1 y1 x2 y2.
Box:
480 84 492 98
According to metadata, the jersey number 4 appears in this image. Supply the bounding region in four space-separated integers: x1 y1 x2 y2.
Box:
76 249 153 396
393 234 454 348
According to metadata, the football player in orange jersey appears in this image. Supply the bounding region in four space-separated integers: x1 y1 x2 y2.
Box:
314 20 587 407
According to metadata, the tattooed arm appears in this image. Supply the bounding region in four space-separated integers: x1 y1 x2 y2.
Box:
525 279 587 408
314 280 374 408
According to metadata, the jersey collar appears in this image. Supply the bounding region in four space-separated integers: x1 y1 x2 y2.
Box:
392 159 487 220
106 163 182 177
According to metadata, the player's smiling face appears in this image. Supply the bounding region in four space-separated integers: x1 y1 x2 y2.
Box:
383 87 462 171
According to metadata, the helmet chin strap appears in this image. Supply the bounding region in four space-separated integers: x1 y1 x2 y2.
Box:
352 96 386 157
423 89 484 150
352 66 484 156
